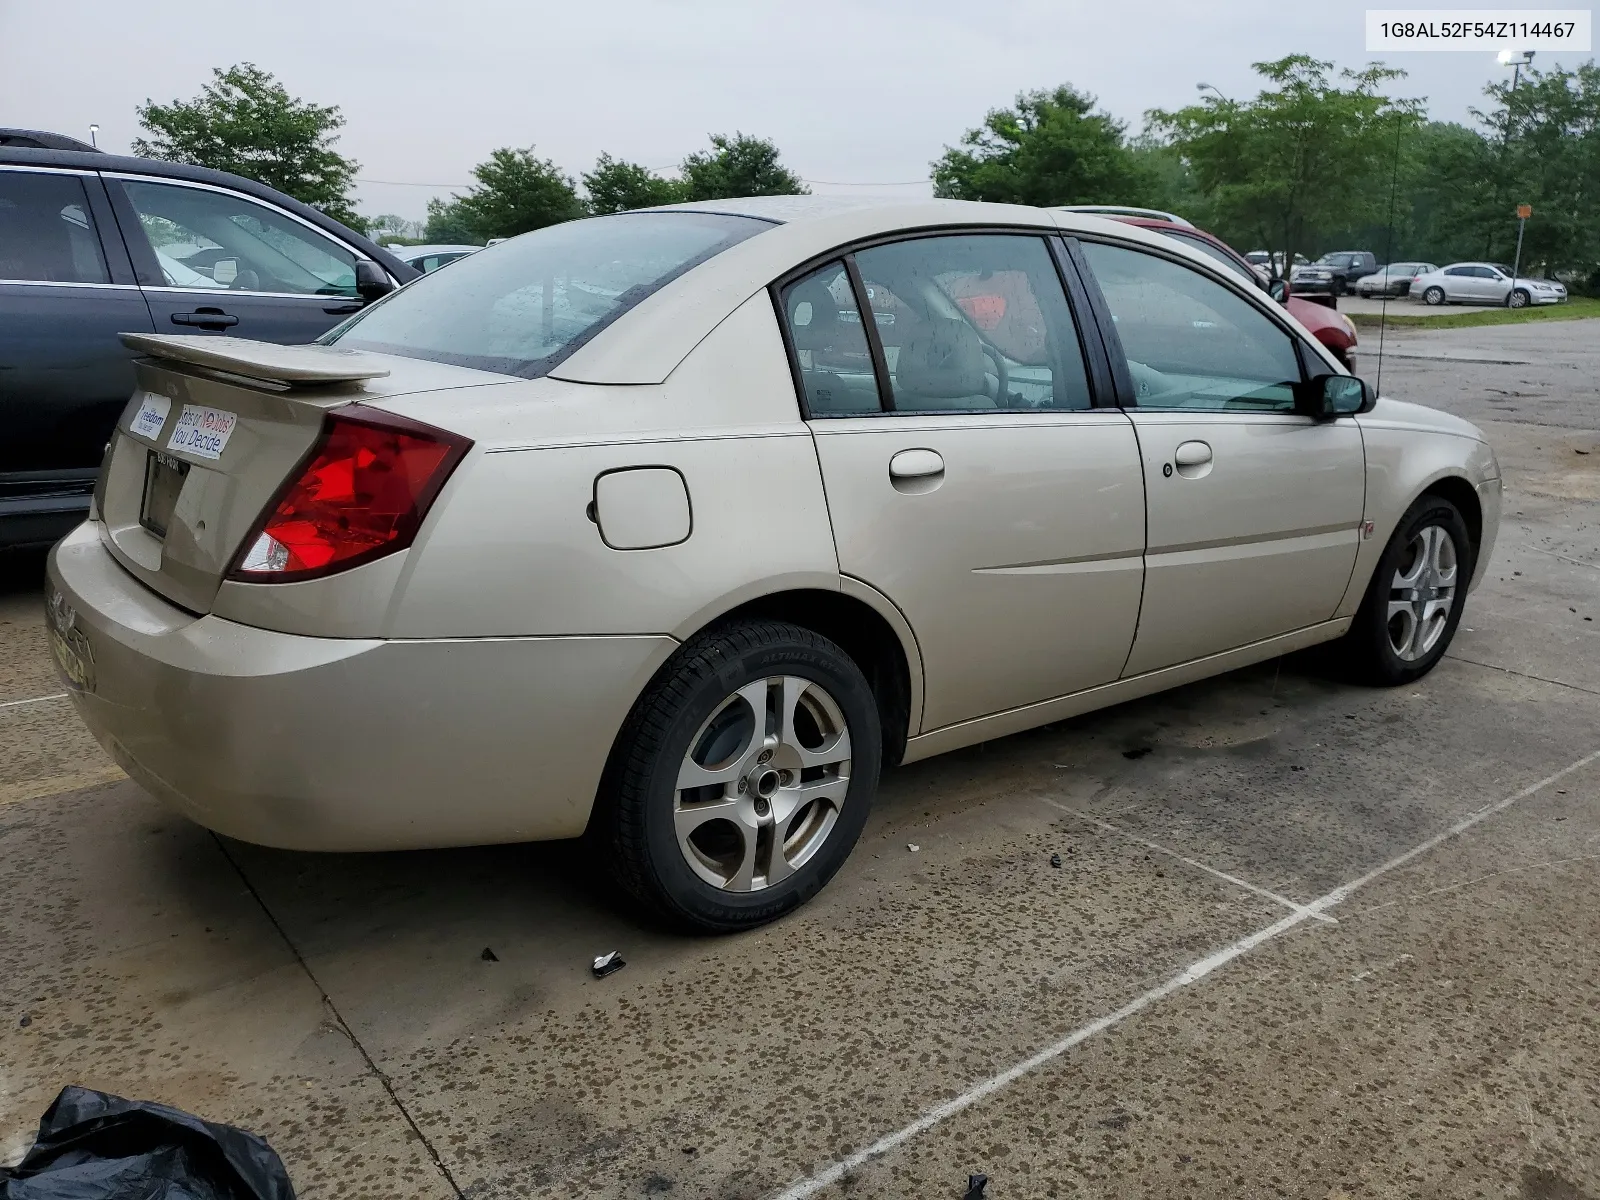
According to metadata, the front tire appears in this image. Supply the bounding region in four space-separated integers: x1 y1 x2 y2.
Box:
592 620 881 932
1507 288 1530 309
1423 286 1446 306
1338 496 1474 686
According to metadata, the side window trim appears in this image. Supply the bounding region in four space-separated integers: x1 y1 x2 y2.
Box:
1047 236 1119 409
842 253 895 412
79 173 138 285
104 173 378 295
1070 233 1317 412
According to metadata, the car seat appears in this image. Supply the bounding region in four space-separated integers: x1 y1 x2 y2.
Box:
892 315 994 410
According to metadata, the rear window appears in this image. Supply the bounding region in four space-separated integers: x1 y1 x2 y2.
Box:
327 211 771 377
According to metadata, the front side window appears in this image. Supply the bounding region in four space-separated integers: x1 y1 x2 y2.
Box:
0 170 109 284
779 261 880 415
119 179 358 296
850 234 1093 413
331 212 769 378
1080 241 1303 413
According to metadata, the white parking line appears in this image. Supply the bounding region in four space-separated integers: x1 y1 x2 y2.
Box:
768 747 1600 1200
1040 799 1336 924
0 693 68 710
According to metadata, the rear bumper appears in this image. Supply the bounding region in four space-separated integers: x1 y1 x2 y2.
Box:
45 523 676 851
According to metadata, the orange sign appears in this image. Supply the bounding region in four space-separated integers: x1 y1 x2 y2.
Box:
1517 204 1533 219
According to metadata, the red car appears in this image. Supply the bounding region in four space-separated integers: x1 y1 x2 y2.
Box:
1056 207 1359 372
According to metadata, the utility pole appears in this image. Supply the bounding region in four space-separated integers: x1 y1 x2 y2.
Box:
1512 204 1531 292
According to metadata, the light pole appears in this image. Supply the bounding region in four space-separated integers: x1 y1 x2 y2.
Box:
1497 49 1534 91
1196 82 1230 104
88 124 98 149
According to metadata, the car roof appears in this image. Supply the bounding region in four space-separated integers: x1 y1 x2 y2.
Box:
0 127 102 152
549 195 1263 385
0 145 419 281
393 244 481 258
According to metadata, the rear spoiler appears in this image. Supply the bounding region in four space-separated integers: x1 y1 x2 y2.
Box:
120 334 390 387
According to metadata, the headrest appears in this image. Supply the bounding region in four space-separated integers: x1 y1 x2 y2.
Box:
787 277 846 352
895 315 986 399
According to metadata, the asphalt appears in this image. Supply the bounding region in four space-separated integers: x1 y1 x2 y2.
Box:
3 321 1599 1199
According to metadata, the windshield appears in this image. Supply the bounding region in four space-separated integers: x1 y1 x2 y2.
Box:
1318 253 1356 267
328 212 772 377
1160 231 1259 285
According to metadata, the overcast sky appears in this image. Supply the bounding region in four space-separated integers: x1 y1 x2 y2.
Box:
2 0 1590 221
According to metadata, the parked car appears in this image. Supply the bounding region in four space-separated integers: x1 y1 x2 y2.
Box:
390 243 481 273
1292 251 1380 297
1248 250 1310 277
1412 262 1569 308
47 198 1500 932
0 143 420 549
0 127 100 152
1355 262 1438 298
1057 207 1359 369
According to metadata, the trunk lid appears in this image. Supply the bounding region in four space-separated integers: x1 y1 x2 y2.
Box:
99 334 504 613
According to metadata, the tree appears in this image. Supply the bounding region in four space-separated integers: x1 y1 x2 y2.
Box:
932 85 1152 207
423 197 480 244
1149 56 1423 277
368 213 425 243
583 154 684 213
134 64 362 227
447 147 583 241
679 133 807 200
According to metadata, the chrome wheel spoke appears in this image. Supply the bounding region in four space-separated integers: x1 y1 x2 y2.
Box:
674 796 744 843
777 675 852 769
771 773 849 826
1386 521 1459 662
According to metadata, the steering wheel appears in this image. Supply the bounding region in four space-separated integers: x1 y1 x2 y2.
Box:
980 345 1009 403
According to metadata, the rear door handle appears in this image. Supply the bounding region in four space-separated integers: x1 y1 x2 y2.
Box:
170 310 239 329
1174 440 1213 467
889 448 944 479
323 303 362 315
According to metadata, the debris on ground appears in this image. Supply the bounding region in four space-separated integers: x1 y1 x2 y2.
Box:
907 843 920 852
0 1086 295 1199
480 947 498 962
17 1015 29 1028
1122 746 1152 760
592 951 626 978
1049 853 1062 868
963 1172 989 1199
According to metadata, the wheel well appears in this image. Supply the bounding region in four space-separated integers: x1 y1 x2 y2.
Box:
713 590 913 767
1422 476 1482 555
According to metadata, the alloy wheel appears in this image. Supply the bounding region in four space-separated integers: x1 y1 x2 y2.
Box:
1387 524 1458 662
1508 289 1529 309
673 675 852 892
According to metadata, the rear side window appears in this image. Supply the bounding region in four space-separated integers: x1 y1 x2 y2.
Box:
330 212 770 378
0 170 109 284
779 261 880 415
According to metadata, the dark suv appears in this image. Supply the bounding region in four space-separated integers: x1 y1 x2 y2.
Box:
0 144 419 549
1291 250 1379 297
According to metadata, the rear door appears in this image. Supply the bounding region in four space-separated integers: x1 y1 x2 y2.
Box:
0 166 154 510
783 232 1146 733
1074 238 1365 677
107 174 369 342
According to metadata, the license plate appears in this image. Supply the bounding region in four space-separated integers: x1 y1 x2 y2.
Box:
140 450 189 539
46 589 95 693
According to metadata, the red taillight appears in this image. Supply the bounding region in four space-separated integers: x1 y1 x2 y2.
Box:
228 408 471 582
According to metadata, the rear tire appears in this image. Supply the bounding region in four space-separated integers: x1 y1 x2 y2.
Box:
1337 496 1474 686
1423 286 1445 306
592 619 881 933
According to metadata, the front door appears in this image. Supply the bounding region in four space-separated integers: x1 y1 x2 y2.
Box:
108 175 369 343
1076 239 1365 677
780 233 1147 733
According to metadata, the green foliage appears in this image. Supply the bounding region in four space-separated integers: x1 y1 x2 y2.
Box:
422 197 480 244
583 154 685 213
446 147 584 241
133 64 362 227
679 133 807 200
1149 56 1423 275
932 85 1153 207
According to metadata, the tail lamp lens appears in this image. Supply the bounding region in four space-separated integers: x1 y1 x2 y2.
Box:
229 408 471 582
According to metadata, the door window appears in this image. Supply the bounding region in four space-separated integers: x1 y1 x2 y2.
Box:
852 234 1092 412
1444 267 1471 276
1080 241 1303 412
778 261 881 415
118 179 359 296
0 171 109 283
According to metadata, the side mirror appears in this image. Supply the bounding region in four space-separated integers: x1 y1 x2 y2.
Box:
212 257 239 286
1298 373 1371 418
1269 279 1289 304
355 260 394 304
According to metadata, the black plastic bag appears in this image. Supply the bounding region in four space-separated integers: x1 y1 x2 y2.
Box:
0 1086 295 1199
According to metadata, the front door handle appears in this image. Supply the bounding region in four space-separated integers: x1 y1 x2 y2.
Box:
1174 440 1213 466
171 309 239 329
889 448 945 494
323 303 362 315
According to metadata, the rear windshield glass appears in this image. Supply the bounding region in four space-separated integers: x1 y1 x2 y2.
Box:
326 212 772 377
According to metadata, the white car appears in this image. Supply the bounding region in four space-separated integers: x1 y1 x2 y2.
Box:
1413 262 1568 308
47 198 1501 931
1355 262 1438 299
390 243 480 273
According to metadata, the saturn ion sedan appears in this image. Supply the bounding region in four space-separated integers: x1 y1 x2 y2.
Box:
47 197 1502 931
